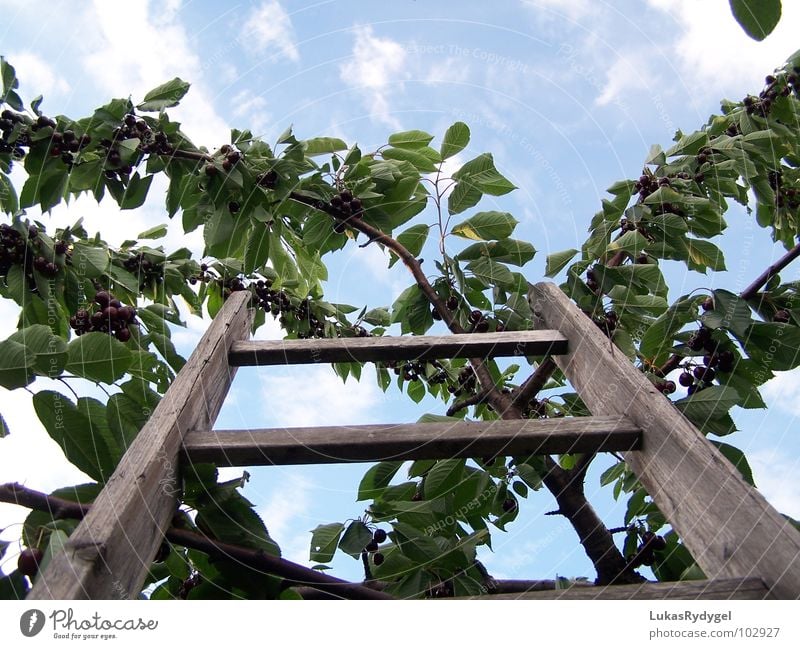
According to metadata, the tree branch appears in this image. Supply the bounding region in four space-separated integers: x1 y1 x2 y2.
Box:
0 483 391 600
446 389 489 417
511 357 557 409
740 240 800 301
288 192 522 419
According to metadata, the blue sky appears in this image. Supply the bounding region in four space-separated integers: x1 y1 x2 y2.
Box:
1 0 800 586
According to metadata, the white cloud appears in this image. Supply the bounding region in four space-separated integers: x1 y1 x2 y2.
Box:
243 0 300 62
259 365 383 428
231 89 272 137
521 0 596 20
5 52 70 97
596 50 656 107
80 0 230 149
647 0 800 97
339 26 408 128
424 57 471 86
748 449 800 518
258 474 311 546
763 370 800 417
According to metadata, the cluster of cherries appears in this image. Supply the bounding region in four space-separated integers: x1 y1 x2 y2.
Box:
450 366 478 397
0 109 29 162
364 528 387 566
69 290 137 342
328 189 363 233
743 72 800 118
767 169 800 211
0 223 65 280
122 252 164 289
252 278 330 338
630 530 667 568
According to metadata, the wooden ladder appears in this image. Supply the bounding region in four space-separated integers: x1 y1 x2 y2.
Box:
28 283 800 600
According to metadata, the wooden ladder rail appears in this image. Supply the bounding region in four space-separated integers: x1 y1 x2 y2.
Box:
29 292 253 599
529 281 800 599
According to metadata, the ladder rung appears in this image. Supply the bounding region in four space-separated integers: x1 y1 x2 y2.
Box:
228 330 568 366
462 577 770 600
181 415 641 467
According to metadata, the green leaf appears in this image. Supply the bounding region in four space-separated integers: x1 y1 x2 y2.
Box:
71 243 109 278
424 459 465 499
440 122 470 160
338 521 374 559
1 56 20 97
0 412 9 437
388 130 434 149
674 386 741 425
447 181 482 216
466 257 515 289
309 523 344 563
106 392 150 452
0 172 18 215
729 0 781 41
8 325 68 376
391 284 433 335
545 248 579 277
302 137 348 156
741 322 800 371
457 239 536 267
0 339 35 389
407 379 425 403
701 289 752 337
453 153 516 195
117 172 153 210
357 461 403 500
451 211 517 241
137 224 168 240
607 230 648 256
640 299 697 359
244 224 270 274
32 391 116 482
392 225 429 267
711 441 755 486
137 77 191 111
687 239 726 272
65 332 133 383
363 308 391 326
382 147 438 172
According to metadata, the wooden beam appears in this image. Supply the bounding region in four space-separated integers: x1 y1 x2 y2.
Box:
228 330 568 366
181 415 642 466
465 577 769 600
29 292 254 600
529 282 800 599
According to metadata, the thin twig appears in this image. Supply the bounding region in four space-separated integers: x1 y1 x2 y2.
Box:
446 389 489 417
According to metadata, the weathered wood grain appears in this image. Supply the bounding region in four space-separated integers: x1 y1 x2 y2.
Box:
530 282 800 599
29 292 253 600
228 330 568 366
182 415 642 466
466 577 770 600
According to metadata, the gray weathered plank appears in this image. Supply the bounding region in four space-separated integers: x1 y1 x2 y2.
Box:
228 330 568 366
530 282 800 599
182 415 642 466
29 292 253 600
466 577 770 600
